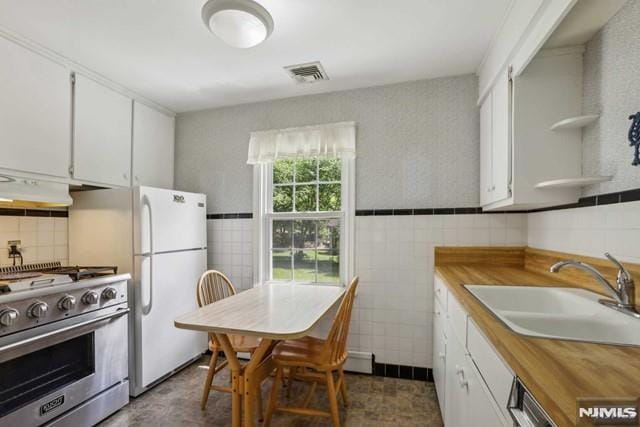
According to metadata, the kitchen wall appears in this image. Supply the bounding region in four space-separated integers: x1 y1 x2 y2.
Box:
582 0 640 196
528 201 640 264
0 214 68 267
206 213 527 368
175 74 480 212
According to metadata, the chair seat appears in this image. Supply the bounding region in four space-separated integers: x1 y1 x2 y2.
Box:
271 336 329 367
210 334 261 353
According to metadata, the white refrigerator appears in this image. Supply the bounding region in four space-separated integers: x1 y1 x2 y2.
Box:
69 186 208 396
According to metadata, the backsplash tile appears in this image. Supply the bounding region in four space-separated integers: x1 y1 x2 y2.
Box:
0 215 68 267
528 200 640 264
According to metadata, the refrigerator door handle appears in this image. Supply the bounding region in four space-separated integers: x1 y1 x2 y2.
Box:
141 195 154 315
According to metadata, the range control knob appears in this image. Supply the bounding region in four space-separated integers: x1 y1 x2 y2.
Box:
102 287 118 300
58 295 77 311
27 301 48 318
82 291 99 305
0 308 19 326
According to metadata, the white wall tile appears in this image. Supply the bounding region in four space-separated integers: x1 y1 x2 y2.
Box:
0 216 68 267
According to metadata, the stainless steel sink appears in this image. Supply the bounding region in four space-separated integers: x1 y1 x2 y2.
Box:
465 285 640 346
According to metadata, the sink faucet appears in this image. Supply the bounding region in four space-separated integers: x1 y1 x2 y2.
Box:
550 253 640 318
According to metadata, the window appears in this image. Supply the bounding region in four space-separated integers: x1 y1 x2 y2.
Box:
249 121 356 286
271 158 342 283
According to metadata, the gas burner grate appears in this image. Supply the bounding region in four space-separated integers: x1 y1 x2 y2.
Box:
42 266 118 281
0 262 62 274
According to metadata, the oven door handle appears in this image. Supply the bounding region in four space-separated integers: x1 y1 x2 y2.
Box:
0 308 130 354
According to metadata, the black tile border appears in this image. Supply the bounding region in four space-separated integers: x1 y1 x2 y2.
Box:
372 361 433 382
207 213 253 219
204 188 640 220
0 208 68 218
355 187 640 216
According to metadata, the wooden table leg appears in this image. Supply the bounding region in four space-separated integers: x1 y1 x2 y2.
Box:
242 339 274 427
215 333 243 427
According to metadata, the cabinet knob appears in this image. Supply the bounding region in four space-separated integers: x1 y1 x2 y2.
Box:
491 185 496 191
123 172 129 179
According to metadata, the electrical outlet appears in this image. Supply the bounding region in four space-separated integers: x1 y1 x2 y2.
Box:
7 240 21 258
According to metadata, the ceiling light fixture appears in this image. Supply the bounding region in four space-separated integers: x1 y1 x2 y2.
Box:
201 0 274 49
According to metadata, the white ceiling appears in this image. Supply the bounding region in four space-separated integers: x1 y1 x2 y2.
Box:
0 0 511 113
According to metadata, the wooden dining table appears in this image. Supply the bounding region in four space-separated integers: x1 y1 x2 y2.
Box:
174 282 345 427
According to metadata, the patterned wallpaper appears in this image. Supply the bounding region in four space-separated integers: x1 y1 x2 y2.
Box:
175 75 480 213
582 0 640 196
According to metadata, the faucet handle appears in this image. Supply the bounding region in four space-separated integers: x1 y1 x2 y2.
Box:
604 253 634 286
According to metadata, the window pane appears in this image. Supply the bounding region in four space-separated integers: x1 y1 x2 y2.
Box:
319 183 341 211
318 219 340 283
293 220 316 249
296 159 317 183
293 249 317 282
319 158 341 182
273 159 294 184
317 249 340 283
295 185 316 212
272 220 292 248
273 186 293 212
272 250 292 281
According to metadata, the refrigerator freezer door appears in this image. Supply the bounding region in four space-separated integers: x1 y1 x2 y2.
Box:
134 186 207 255
131 249 208 393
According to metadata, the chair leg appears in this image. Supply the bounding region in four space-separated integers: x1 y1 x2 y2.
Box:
264 367 283 427
338 368 348 407
200 351 219 410
325 371 341 427
256 382 264 422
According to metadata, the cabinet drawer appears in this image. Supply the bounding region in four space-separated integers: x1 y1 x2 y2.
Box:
467 318 514 421
447 293 467 347
434 275 448 309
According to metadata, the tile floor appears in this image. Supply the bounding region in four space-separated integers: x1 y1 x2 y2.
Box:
99 355 443 427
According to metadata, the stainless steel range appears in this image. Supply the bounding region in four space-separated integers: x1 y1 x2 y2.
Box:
0 262 131 427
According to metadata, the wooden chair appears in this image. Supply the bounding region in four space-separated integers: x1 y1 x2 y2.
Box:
264 277 359 427
196 270 262 414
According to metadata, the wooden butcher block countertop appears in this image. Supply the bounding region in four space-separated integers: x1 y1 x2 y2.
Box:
434 247 640 427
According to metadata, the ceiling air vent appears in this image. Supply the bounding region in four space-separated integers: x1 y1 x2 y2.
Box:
284 61 329 84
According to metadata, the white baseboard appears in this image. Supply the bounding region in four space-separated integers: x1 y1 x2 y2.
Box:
344 351 373 374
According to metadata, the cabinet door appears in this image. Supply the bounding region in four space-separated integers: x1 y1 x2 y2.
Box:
433 300 446 420
479 93 493 206
491 69 512 203
464 354 509 427
0 37 71 178
132 102 174 189
444 326 469 427
73 74 132 187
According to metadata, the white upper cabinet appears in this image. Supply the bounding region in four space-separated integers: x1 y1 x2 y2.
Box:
479 68 511 207
490 68 511 204
479 93 493 207
132 101 175 189
0 37 71 178
73 74 132 187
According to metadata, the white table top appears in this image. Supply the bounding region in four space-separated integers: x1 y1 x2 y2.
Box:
174 283 345 339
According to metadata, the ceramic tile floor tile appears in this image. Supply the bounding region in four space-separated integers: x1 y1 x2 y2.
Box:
99 355 443 427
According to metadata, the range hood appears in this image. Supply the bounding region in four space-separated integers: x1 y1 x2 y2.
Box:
0 175 73 208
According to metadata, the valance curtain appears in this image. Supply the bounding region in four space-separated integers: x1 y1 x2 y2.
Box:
247 121 356 164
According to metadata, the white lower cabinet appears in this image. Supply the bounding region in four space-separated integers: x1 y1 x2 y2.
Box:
434 276 513 426
433 299 447 420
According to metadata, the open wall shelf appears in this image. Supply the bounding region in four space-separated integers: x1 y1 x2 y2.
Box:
550 114 599 131
535 176 612 189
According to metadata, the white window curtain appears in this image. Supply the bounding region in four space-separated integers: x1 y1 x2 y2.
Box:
247 121 356 164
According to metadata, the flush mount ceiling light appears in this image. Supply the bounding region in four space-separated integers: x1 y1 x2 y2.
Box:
202 0 274 48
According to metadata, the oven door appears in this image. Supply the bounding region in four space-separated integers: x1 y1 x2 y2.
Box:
0 304 129 427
